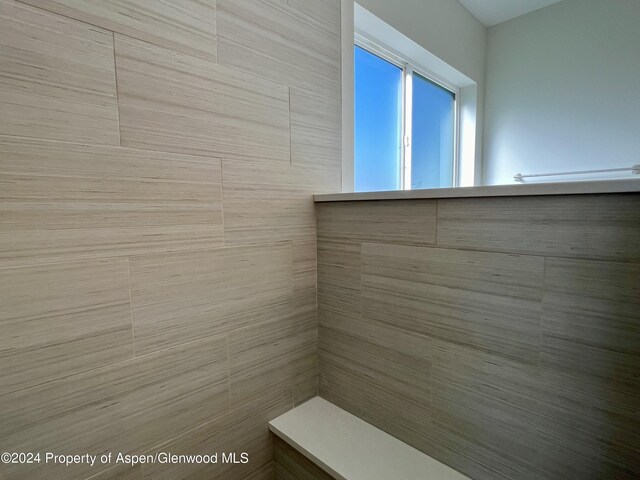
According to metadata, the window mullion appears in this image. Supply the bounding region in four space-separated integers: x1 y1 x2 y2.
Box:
403 66 413 190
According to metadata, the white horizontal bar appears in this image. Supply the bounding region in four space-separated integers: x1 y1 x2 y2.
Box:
514 165 640 182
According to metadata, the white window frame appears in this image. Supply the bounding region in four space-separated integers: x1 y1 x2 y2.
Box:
354 34 461 190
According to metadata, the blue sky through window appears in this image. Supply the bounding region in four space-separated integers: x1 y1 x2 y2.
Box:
354 45 402 192
411 73 455 189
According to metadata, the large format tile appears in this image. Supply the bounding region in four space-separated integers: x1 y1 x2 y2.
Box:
141 386 292 480
129 244 293 355
319 308 431 409
116 35 290 163
317 200 437 246
228 308 316 404
317 359 364 418
217 0 340 96
0 136 222 267
293 371 318 406
533 370 640 480
19 0 217 61
362 243 544 364
292 239 317 311
0 258 133 394
273 435 334 480
222 160 315 245
430 341 541 480
0 336 229 480
320 306 434 452
317 240 362 317
541 257 640 393
437 194 640 261
86 464 142 480
361 384 433 458
290 87 341 191
0 0 119 144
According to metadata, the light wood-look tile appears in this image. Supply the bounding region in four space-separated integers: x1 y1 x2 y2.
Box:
0 336 229 480
362 243 544 364
316 194 640 479
437 194 640 261
217 0 340 97
228 308 316 404
0 258 133 394
221 463 274 480
115 35 290 163
317 200 437 246
19 0 217 61
533 370 640 479
273 435 335 480
317 362 363 418
431 341 541 480
290 87 341 191
286 0 341 36
86 464 142 480
0 0 119 144
293 372 317 406
129 244 293 355
319 308 431 408
317 240 362 317
222 160 315 245
141 386 293 480
425 424 523 480
361 385 433 458
292 239 317 311
0 136 223 267
541 257 640 392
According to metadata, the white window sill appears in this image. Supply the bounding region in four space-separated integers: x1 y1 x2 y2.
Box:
314 179 640 203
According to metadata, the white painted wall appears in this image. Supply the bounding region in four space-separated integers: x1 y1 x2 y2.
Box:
352 0 487 185
483 0 640 185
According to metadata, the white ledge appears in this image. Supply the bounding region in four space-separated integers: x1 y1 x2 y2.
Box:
313 179 640 202
269 397 469 480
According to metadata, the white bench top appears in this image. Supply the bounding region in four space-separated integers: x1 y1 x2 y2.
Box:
269 397 470 480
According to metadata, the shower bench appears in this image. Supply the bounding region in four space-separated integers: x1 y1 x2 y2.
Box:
269 397 469 480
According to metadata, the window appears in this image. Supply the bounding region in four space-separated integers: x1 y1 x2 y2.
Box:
354 45 403 191
354 43 457 192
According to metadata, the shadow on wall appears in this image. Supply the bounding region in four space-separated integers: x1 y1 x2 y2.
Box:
316 193 640 480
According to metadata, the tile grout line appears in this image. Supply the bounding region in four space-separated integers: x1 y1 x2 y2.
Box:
126 257 137 357
13 1 216 63
112 32 123 146
0 323 233 398
289 240 295 306
225 334 232 407
220 158 227 248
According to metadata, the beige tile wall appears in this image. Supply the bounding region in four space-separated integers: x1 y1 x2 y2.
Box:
317 194 640 480
0 0 341 478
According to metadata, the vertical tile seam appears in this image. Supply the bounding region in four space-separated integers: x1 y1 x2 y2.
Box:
126 256 136 358
289 240 295 305
112 32 123 146
220 158 227 248
219 158 226 248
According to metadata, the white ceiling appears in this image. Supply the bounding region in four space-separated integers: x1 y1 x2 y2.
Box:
458 0 564 26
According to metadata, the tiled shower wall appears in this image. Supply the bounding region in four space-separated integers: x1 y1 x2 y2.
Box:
317 194 640 480
0 0 341 478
